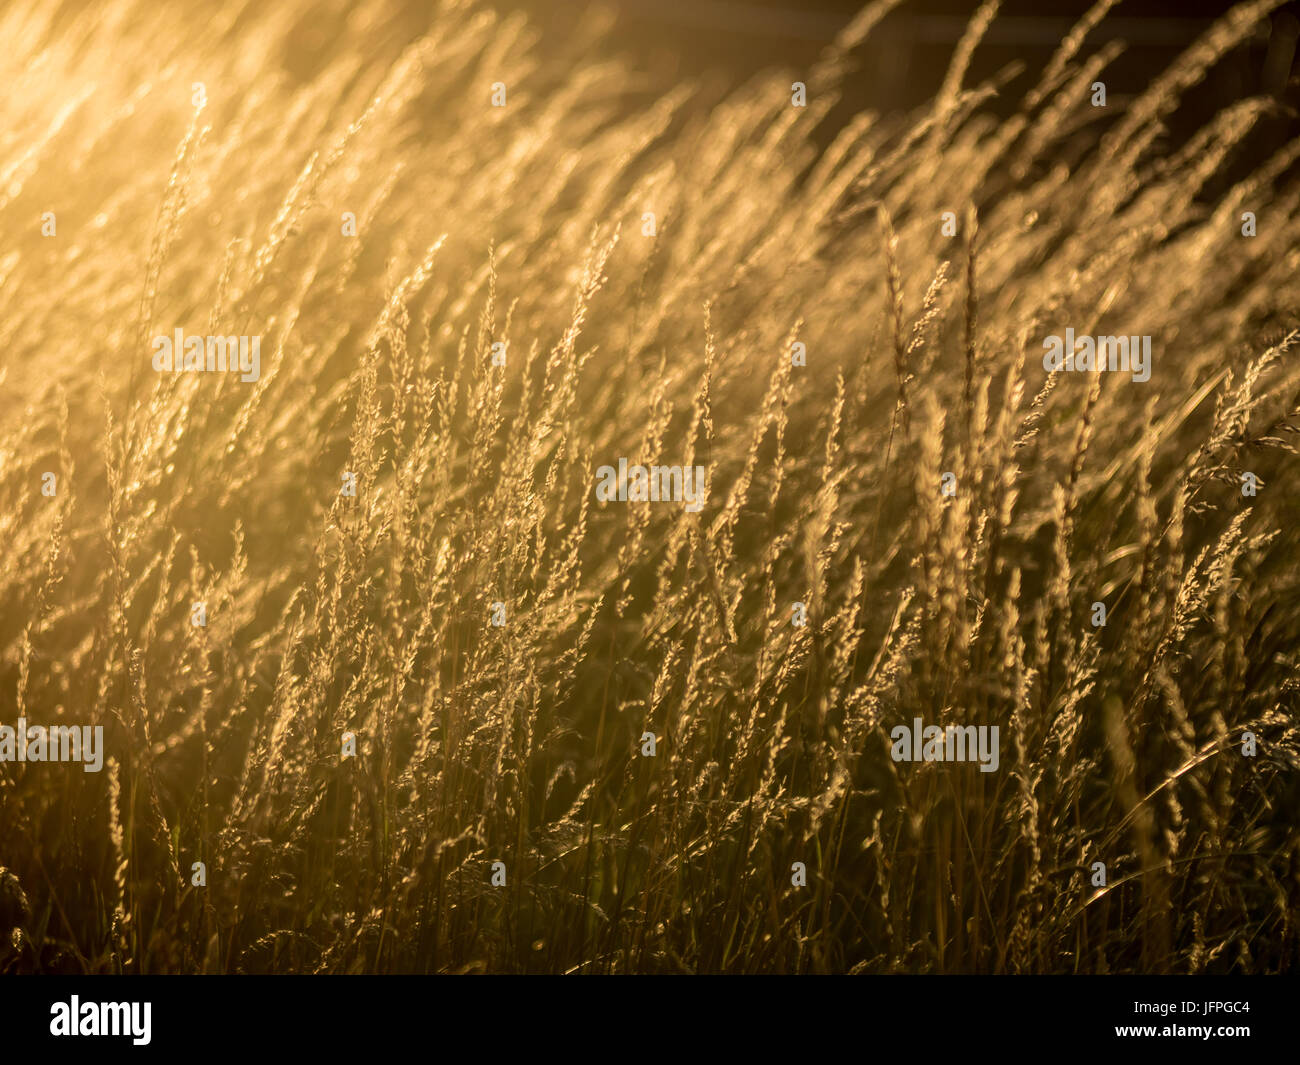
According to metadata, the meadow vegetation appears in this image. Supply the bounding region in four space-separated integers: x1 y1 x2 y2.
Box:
0 0 1297 973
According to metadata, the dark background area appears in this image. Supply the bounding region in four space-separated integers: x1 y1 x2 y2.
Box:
496 0 1300 155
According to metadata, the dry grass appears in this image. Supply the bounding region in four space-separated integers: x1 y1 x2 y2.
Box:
1 0 1298 974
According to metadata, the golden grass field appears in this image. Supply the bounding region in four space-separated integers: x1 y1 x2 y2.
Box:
0 0 1298 973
